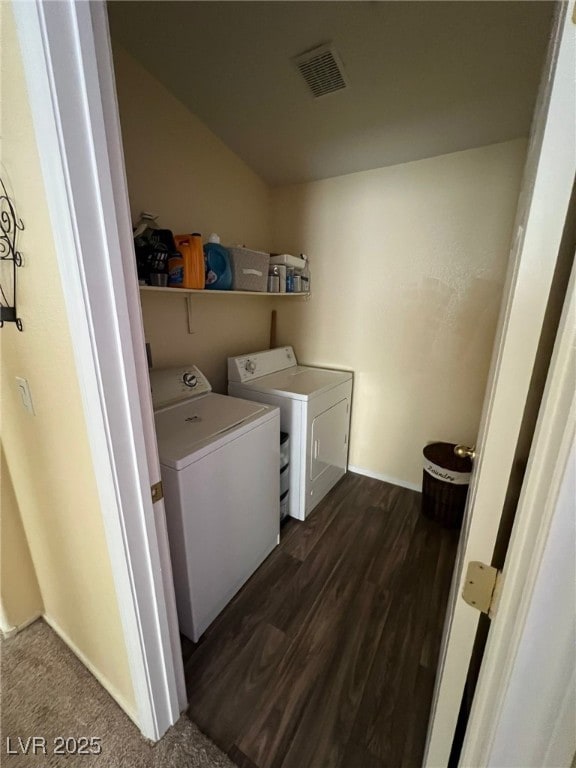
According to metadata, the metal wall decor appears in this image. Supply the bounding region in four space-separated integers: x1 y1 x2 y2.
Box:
0 176 24 331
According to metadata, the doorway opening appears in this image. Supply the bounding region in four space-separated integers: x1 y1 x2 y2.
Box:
102 4 564 764
13 1 572 760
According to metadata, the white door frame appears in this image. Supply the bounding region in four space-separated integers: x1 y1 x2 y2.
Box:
12 0 184 740
424 4 575 764
88 0 187 717
461 261 576 766
12 0 575 753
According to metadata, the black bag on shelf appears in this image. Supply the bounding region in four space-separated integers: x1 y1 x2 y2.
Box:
134 226 179 285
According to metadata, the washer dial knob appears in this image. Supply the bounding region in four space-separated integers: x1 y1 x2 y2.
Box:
183 372 198 388
245 359 257 374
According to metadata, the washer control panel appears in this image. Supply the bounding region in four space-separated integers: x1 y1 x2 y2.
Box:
150 365 211 410
228 346 296 383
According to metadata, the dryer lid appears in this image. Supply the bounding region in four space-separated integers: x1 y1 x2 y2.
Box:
154 393 270 469
235 365 352 401
228 346 296 383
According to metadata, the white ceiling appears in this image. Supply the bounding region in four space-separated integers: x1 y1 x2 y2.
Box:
108 1 554 186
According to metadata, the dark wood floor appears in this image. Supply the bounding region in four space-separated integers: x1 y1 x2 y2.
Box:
182 472 459 768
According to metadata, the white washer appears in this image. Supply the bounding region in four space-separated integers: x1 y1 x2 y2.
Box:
228 347 352 521
151 365 280 642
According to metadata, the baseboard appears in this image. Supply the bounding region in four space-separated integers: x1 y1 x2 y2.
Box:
348 465 422 493
0 611 43 640
43 613 139 728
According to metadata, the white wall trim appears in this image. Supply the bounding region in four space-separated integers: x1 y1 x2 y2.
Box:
0 610 43 640
12 0 180 740
348 465 421 493
0 604 13 637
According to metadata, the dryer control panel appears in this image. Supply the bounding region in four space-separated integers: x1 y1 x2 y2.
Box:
228 346 296 383
150 365 211 410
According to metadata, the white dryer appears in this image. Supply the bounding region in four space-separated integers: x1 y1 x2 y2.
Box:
228 347 352 521
151 365 279 642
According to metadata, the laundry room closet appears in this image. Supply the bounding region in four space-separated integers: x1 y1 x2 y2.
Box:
108 1 553 491
106 2 557 765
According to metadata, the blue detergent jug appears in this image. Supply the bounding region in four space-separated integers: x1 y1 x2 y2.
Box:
204 243 232 290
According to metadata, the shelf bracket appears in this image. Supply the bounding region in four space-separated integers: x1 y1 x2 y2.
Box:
186 294 195 335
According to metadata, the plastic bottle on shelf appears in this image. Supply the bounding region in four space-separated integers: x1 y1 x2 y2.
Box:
300 254 310 294
267 265 280 293
174 232 205 289
204 233 233 291
168 253 185 287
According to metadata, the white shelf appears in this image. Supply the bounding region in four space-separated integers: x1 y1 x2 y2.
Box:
139 286 309 297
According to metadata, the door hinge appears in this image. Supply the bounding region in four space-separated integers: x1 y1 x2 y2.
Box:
151 481 164 503
462 561 502 617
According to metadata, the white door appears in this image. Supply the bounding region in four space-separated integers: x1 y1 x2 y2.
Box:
461 262 576 767
88 2 187 712
424 6 576 766
14 0 187 738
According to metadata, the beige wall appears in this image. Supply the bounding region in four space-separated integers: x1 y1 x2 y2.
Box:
0 3 135 716
139 291 274 394
113 46 528 488
1 448 43 631
271 139 527 487
113 47 274 392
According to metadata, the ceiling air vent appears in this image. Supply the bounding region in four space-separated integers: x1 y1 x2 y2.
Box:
293 43 349 98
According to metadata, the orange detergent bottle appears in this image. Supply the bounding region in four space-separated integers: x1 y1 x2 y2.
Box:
174 233 205 289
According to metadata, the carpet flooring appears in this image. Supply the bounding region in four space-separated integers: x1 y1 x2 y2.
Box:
0 619 236 768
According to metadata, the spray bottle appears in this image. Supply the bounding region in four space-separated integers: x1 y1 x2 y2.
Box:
300 254 311 294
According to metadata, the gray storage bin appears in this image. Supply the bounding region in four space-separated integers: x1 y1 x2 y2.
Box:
280 464 290 496
280 432 290 469
280 490 290 522
228 246 270 292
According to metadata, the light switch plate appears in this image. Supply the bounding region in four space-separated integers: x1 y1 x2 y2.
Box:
15 376 35 415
